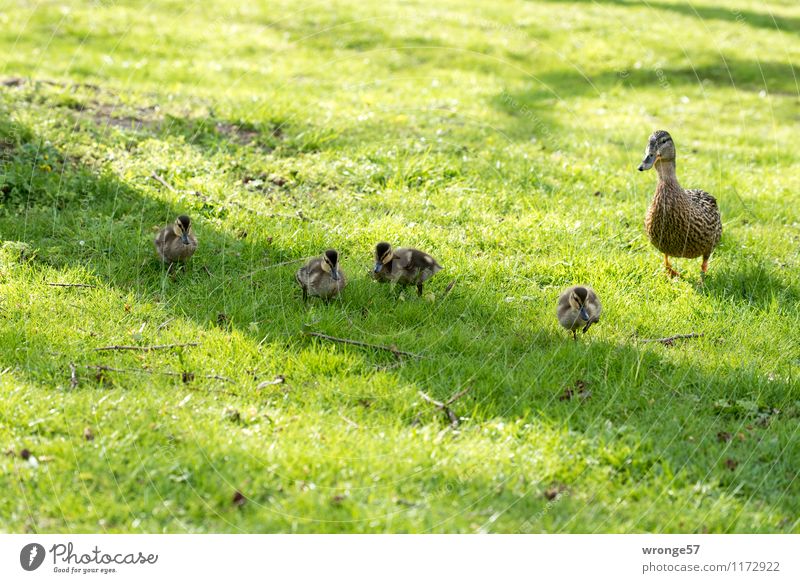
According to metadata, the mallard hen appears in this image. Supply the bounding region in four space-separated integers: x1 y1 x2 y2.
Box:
638 130 721 276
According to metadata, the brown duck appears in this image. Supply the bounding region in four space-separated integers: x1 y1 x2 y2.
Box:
557 285 602 340
638 130 721 276
154 215 198 264
373 242 442 296
295 249 347 302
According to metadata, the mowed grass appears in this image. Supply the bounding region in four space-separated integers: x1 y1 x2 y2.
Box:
0 0 798 533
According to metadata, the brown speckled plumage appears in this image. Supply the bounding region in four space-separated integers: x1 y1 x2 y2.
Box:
373 242 442 296
154 215 197 263
557 285 601 340
639 131 722 275
295 249 347 301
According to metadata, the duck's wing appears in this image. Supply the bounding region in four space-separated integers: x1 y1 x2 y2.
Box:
556 292 573 320
686 189 719 214
301 257 327 286
154 226 170 248
687 188 722 240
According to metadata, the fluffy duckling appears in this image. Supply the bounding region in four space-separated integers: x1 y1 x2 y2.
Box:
295 249 347 302
557 285 602 340
639 130 722 276
373 242 442 296
154 215 197 264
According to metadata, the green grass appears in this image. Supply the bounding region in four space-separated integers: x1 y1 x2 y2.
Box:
0 0 798 533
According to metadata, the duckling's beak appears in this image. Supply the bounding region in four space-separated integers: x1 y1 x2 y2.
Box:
181 233 190 245
331 269 340 281
374 262 383 273
638 152 656 171
579 306 590 322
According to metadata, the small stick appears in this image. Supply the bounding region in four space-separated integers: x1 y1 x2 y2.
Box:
86 364 232 383
419 386 472 427
150 172 176 192
93 342 199 352
338 412 360 429
304 331 424 359
442 279 457 297
47 282 95 288
240 259 304 279
69 362 78 388
639 333 704 345
156 318 174 332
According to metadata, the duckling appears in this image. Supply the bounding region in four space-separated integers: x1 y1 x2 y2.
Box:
557 285 601 340
154 215 197 264
639 130 722 277
295 249 347 302
373 242 442 296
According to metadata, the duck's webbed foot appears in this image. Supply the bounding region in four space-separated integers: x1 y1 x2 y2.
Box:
664 255 680 278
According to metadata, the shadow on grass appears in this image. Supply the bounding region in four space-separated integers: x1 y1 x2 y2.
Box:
538 0 800 37
495 58 799 113
1 86 798 533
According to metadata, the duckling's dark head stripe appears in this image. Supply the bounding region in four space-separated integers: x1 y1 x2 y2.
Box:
375 242 391 259
177 215 191 229
324 249 338 265
573 286 589 302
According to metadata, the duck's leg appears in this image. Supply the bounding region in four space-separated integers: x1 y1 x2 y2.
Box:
664 255 680 278
416 283 424 297
572 330 577 341
701 255 710 274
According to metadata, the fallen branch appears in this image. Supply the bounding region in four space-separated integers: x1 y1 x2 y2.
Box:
150 172 176 192
639 333 704 345
93 342 199 352
419 386 472 427
304 331 424 359
47 282 95 288
86 364 232 383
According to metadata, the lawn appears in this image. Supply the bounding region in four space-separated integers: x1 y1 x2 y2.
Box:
0 0 798 533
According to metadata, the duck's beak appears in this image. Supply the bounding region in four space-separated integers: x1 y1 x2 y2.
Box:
374 262 383 273
638 152 656 171
579 306 590 322
331 269 340 281
181 233 190 245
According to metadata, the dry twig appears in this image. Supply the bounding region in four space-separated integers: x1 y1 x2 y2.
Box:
240 259 304 279
86 364 232 383
69 363 78 389
338 413 360 429
639 333 704 345
47 282 95 288
93 342 199 352
150 172 176 192
304 331 424 359
419 386 472 427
